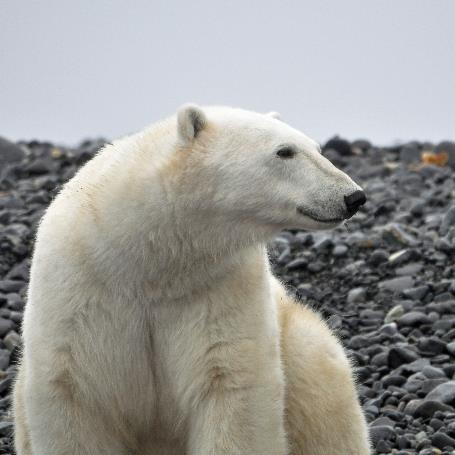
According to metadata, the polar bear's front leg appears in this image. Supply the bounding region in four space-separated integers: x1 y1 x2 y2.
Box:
274 279 371 455
18 373 128 455
187 366 288 454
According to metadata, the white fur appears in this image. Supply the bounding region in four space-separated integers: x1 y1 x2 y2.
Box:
13 105 370 454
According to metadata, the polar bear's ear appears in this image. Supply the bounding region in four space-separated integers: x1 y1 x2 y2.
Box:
266 111 282 121
177 104 207 143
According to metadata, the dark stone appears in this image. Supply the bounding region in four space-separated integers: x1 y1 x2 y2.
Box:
371 351 389 367
383 375 406 387
395 262 423 276
440 205 455 236
0 137 25 171
347 287 366 303
370 416 396 427
398 312 432 327
420 378 448 395
400 144 421 164
0 280 25 293
5 260 30 281
435 140 455 169
368 249 389 266
0 420 13 437
3 331 21 351
380 223 418 246
369 425 396 445
429 418 444 431
349 335 370 349
7 293 25 311
418 337 447 355
388 346 419 368
431 431 455 450
24 158 55 175
0 350 10 370
404 399 422 415
375 439 391 453
0 377 12 394
0 318 14 337
307 261 324 273
402 285 430 301
323 136 352 156
426 381 455 405
422 365 446 379
313 236 333 251
351 139 371 151
396 434 410 449
379 276 415 293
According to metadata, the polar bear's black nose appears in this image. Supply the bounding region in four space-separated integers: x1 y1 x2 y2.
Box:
344 190 366 217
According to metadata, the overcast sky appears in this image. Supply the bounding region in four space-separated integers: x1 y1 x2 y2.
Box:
1 1 454 146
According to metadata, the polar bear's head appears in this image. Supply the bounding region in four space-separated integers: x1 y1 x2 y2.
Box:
173 104 365 233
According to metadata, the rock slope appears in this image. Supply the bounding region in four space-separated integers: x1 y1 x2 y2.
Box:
1 136 455 454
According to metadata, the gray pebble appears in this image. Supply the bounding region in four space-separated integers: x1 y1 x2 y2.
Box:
332 244 348 256
3 330 21 351
379 276 415 293
369 424 396 444
440 205 455 236
385 305 405 323
0 280 24 293
388 346 419 368
422 365 447 379
431 431 455 450
426 381 455 404
0 318 14 338
347 287 366 304
398 311 432 327
402 285 430 301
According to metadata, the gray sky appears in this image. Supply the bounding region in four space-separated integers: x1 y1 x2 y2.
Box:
1 0 454 146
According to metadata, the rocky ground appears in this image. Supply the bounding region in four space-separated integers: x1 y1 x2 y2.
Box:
0 135 455 454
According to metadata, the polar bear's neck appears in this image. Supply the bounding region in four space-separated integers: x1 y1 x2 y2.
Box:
59 125 274 300
108 196 270 300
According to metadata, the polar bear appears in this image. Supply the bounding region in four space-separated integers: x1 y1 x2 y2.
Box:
13 104 370 454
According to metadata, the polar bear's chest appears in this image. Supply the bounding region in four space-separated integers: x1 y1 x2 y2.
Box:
149 266 281 431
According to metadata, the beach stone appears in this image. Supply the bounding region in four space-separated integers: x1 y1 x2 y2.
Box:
426 381 455 405
379 276 415 293
398 312 432 327
0 137 25 171
385 305 405 323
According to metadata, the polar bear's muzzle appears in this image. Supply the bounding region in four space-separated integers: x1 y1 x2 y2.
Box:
296 189 366 224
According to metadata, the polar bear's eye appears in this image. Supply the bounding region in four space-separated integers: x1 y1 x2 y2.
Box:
276 146 296 159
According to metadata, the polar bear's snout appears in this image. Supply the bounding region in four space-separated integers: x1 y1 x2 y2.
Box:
294 165 366 230
344 189 367 218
